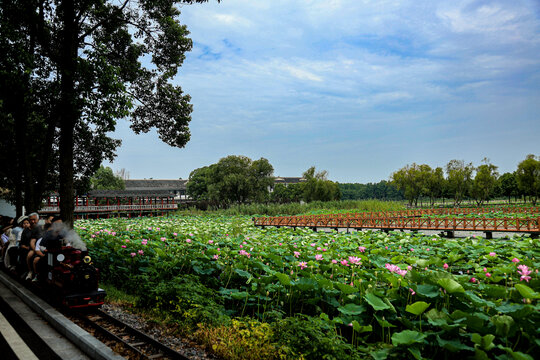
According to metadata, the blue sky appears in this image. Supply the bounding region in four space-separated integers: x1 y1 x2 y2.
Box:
106 0 540 183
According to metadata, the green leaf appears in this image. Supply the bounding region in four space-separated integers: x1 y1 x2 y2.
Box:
351 320 372 333
335 282 357 295
338 303 366 316
391 330 427 346
230 291 248 300
471 333 496 351
491 315 515 337
364 293 391 311
406 301 430 316
438 278 465 294
515 284 540 299
294 277 317 291
436 335 474 352
407 347 422 360
275 272 291 286
375 315 396 328
235 269 252 278
415 284 440 298
371 348 390 360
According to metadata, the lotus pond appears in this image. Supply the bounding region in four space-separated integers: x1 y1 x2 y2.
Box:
76 215 539 359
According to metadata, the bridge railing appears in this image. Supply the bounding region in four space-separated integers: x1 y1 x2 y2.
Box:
40 203 178 214
253 215 540 233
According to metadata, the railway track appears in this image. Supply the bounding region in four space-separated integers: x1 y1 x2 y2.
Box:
69 309 190 360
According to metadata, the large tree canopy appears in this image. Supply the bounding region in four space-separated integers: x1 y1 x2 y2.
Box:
0 0 217 224
187 155 275 206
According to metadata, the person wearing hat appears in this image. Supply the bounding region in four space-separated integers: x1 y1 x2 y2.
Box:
1 217 14 266
4 216 29 271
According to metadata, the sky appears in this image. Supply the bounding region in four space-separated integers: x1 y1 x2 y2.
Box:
105 0 540 183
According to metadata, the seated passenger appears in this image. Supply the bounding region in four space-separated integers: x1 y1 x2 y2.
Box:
4 216 27 271
1 217 13 265
19 213 42 278
32 217 64 281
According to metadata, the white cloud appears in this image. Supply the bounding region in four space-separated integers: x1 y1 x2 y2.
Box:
282 65 323 82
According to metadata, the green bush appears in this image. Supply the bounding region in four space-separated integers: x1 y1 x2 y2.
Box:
137 275 230 330
271 315 363 360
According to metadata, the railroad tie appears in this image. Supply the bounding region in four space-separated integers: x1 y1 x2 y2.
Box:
129 341 146 347
148 354 164 359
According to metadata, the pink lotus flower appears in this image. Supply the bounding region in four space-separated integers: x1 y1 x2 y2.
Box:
332 259 338 264
340 260 349 266
278 243 282 246
294 251 300 258
213 254 219 260
112 232 116 236
397 269 407 276
317 247 322 250
512 258 520 263
130 252 136 257
443 263 449 270
239 244 243 248
517 265 532 282
138 250 144 255
385 263 399 272
315 254 323 261
121 245 126 248
470 277 477 283
426 248 430 251
310 243 316 247
489 252 496 257
410 248 414 251
348 256 361 265
385 263 407 276
91 235 96 238
385 246 388 250
409 288 415 296
358 246 366 252
407 265 412 270
186 239 192 243
298 261 307 270
173 232 178 236
485 272 491 278
239 250 251 258
483 267 487 272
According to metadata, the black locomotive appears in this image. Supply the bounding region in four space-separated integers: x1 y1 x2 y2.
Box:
3 245 106 309
40 246 107 308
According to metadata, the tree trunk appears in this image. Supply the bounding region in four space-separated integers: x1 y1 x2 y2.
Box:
58 0 77 228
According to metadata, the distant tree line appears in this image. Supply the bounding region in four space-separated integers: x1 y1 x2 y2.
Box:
389 155 540 206
186 156 340 207
339 181 405 201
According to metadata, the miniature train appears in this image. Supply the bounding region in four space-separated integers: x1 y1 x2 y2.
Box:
4 246 106 309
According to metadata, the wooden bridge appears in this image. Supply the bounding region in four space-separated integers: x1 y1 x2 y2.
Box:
39 191 178 219
253 207 540 238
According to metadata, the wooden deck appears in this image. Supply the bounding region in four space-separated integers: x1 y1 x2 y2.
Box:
253 207 540 236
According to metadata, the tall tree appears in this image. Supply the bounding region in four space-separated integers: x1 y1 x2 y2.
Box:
390 164 423 206
471 158 499 206
445 159 474 206
90 166 125 190
424 167 445 206
515 154 540 205
498 172 518 203
187 156 274 206
301 167 340 202
2 0 217 226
